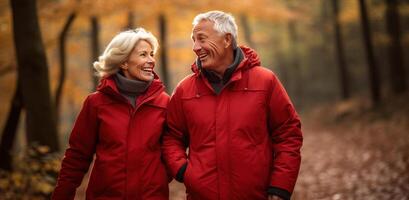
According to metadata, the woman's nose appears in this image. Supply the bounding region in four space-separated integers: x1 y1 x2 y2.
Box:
147 55 155 63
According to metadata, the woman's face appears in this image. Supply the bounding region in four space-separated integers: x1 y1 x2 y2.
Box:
121 40 155 81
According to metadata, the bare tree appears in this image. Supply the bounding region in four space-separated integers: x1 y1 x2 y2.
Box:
285 2 303 109
10 0 59 151
240 14 255 48
159 13 170 92
90 16 100 90
358 0 381 105
331 0 350 99
125 11 135 29
0 65 14 77
0 84 22 170
56 12 77 123
287 19 302 108
385 0 407 93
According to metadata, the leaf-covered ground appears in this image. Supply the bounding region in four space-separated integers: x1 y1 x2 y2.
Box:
293 119 409 199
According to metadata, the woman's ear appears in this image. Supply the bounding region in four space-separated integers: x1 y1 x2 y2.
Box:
120 62 128 70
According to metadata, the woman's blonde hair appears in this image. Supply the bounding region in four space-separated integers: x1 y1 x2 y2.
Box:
93 28 159 78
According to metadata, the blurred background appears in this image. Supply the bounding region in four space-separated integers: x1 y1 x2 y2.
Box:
0 0 408 199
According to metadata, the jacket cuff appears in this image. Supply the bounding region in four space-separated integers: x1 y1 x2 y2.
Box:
267 186 291 200
51 190 75 200
175 162 187 182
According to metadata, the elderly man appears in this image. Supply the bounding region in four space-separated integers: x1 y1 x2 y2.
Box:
162 10 303 200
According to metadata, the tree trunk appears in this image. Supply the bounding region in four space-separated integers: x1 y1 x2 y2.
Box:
331 0 350 99
385 0 407 93
159 13 170 92
240 14 255 48
0 84 22 171
10 0 59 151
56 12 76 124
275 51 289 87
90 16 100 90
320 0 331 44
287 20 302 109
125 11 134 29
0 65 14 77
358 0 381 105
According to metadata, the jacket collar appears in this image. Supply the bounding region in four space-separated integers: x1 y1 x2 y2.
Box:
113 72 152 97
190 45 261 76
196 47 244 84
97 71 165 104
190 46 260 95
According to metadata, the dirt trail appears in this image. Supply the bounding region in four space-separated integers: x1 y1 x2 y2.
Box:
293 122 409 199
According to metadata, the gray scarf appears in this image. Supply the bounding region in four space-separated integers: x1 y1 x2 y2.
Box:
114 72 152 107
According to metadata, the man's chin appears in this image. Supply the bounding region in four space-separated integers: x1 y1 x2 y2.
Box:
201 63 213 70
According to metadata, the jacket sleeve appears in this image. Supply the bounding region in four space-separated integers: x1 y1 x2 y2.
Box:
52 95 99 200
267 74 303 194
161 87 189 179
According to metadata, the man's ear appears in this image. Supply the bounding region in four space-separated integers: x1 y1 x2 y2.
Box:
224 33 233 48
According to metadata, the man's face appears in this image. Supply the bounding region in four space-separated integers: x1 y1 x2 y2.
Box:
191 20 231 73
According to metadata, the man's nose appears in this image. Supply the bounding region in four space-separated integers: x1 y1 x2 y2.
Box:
193 41 201 52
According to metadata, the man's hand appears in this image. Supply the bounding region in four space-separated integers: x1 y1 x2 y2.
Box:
268 195 284 200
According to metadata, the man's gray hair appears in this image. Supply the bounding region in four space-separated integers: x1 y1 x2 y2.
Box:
193 10 238 47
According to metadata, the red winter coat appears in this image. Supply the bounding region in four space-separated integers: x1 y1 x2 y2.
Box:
162 46 303 200
53 75 170 200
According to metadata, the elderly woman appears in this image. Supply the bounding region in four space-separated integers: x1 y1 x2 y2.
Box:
52 28 170 200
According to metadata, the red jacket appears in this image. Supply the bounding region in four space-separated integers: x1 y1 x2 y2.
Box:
53 75 170 200
162 46 302 200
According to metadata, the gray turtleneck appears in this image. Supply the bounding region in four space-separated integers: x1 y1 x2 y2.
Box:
197 47 244 94
114 73 152 107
